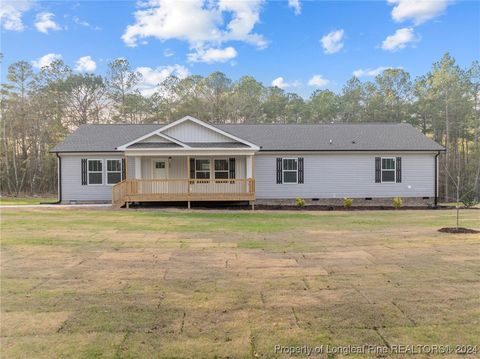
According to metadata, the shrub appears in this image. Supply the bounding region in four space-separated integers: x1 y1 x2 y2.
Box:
295 197 306 207
343 197 353 208
461 191 479 208
392 196 403 209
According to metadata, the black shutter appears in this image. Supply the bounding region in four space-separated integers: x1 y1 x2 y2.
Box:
121 158 126 180
81 158 87 185
396 157 402 183
189 158 195 179
276 158 283 184
229 158 236 179
298 157 304 184
375 157 381 183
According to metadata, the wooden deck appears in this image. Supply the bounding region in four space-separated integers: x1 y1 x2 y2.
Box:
112 179 255 207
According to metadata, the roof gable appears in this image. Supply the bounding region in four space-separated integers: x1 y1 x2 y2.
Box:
117 116 260 151
162 119 235 143
138 134 170 143
116 128 190 150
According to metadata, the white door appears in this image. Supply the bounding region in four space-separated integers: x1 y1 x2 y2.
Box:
152 160 168 179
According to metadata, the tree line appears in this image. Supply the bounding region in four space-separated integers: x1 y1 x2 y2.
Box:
1 53 479 202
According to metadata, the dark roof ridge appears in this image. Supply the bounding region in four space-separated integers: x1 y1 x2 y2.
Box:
77 122 413 127
79 123 163 126
218 122 411 126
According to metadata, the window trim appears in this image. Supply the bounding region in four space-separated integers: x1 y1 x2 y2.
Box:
381 157 396 183
105 158 123 186
214 158 230 180
87 159 103 186
282 157 298 184
194 158 211 180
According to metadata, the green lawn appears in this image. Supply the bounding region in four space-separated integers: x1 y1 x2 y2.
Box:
1 208 479 358
0 196 57 205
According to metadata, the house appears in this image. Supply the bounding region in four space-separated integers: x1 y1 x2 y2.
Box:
51 116 445 208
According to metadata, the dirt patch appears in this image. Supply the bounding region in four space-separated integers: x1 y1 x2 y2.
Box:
98 251 172 261
1 311 71 336
438 227 480 234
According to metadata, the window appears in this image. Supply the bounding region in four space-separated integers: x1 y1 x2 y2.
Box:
155 162 165 169
283 158 298 184
195 159 210 179
381 157 396 182
106 159 122 185
88 159 103 185
214 159 229 179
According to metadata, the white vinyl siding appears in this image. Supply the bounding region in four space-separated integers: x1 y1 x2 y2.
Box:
162 120 235 143
127 157 136 180
61 154 124 202
254 153 435 199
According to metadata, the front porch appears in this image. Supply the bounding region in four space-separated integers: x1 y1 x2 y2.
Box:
110 116 260 208
112 178 255 207
112 155 255 208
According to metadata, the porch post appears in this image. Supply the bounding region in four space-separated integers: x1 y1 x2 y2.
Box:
134 156 142 179
186 156 191 209
246 155 253 179
245 155 255 210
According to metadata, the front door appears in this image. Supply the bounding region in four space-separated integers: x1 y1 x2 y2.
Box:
152 160 168 179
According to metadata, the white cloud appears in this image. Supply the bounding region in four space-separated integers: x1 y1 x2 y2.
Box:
187 46 237 64
353 66 402 78
271 77 288 89
308 75 330 87
34 12 61 34
122 0 266 63
288 0 301 15
72 16 101 30
135 65 189 96
32 53 62 68
388 0 452 25
0 0 34 31
320 29 345 54
163 48 174 57
75 56 97 72
381 27 418 51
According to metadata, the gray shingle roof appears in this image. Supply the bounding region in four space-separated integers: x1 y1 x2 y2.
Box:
52 124 161 152
52 123 444 153
218 123 444 151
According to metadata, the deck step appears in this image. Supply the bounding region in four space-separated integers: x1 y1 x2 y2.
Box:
113 201 126 209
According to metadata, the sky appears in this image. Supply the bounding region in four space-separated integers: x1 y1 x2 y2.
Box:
1 0 479 97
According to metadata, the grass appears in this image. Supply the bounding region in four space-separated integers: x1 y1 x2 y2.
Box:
1 207 479 358
0 196 57 205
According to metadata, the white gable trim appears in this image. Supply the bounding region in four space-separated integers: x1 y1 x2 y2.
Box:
116 130 190 151
158 116 260 150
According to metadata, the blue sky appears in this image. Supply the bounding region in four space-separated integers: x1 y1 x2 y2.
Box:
1 0 479 97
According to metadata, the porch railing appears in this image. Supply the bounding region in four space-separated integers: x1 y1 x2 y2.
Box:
112 178 255 205
112 180 127 206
